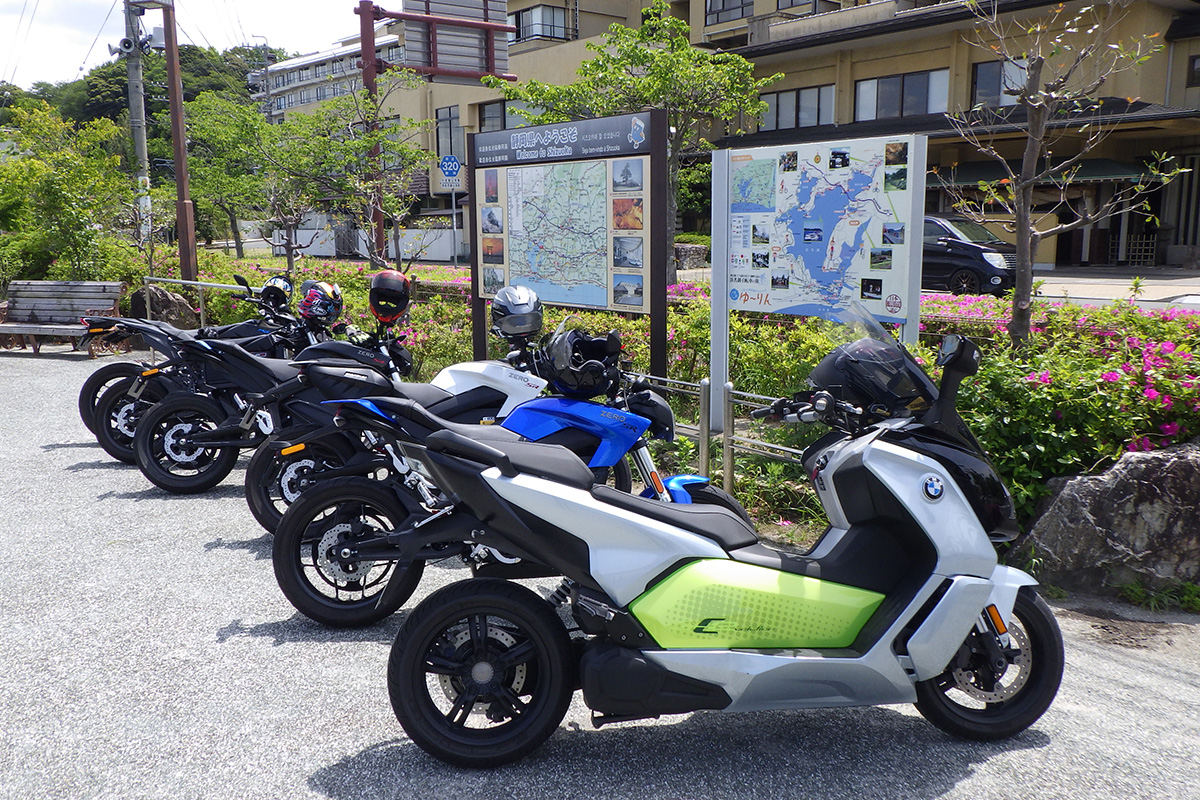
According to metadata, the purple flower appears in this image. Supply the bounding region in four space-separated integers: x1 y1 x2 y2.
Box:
1160 421 1181 436
1101 371 1120 382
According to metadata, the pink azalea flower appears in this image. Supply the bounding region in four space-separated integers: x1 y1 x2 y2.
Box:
1100 372 1120 382
1160 421 1181 436
1143 387 1160 401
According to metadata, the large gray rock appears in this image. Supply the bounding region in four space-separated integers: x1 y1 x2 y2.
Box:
674 243 710 271
128 284 199 328
1018 440 1200 592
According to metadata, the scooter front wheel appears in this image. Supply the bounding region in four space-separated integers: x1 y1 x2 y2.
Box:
387 578 574 768
914 587 1064 740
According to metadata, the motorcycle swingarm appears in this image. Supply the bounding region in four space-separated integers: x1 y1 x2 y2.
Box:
176 428 264 449
332 511 485 563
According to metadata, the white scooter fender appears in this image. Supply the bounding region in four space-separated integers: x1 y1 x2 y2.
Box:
904 565 1037 681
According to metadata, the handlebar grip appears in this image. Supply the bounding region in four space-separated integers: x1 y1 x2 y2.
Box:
750 407 774 419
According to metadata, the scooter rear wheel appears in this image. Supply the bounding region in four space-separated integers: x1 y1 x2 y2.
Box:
387 578 574 768
914 587 1064 740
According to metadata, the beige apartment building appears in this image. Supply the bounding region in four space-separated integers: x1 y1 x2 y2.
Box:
251 0 1200 267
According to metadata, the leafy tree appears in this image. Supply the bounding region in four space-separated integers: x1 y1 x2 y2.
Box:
185 92 268 258
942 0 1185 345
483 0 780 275
0 103 134 280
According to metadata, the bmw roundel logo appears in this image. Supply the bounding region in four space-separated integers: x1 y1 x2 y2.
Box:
922 475 945 501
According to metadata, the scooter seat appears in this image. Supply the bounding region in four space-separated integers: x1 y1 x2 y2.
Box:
589 485 758 551
425 429 597 490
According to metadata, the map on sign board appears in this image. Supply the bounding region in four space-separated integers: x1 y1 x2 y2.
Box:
505 161 609 308
722 135 923 324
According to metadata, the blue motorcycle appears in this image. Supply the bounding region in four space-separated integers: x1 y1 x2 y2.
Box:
269 319 747 627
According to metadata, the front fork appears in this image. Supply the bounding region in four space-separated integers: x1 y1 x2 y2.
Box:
629 438 713 504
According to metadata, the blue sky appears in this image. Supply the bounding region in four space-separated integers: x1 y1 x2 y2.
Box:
3 0 362 90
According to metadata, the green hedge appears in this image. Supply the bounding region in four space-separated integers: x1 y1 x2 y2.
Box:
189 255 1199 531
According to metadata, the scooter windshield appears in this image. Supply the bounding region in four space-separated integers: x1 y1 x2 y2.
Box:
812 301 938 417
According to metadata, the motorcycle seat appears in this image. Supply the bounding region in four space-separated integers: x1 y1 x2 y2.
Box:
366 397 522 446
386 382 455 410
588 485 758 551
425 429 597 491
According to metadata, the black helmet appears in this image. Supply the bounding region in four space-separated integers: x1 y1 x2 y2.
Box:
297 281 343 327
807 336 935 420
535 317 622 399
260 275 292 311
369 269 411 325
490 285 543 339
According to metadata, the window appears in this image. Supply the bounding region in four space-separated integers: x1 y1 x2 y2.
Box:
508 5 569 42
480 99 534 132
855 69 948 121
972 60 1027 107
778 0 810 9
707 0 753 24
1189 55 1200 87
436 105 465 161
760 85 834 130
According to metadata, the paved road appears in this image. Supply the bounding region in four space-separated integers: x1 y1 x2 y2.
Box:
2 347 1199 800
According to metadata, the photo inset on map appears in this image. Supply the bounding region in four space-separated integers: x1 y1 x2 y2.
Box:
803 227 823 243
613 274 644 306
481 206 504 234
829 148 850 169
885 141 908 166
771 270 790 289
861 278 883 300
752 251 770 269
612 159 643 192
613 198 644 230
481 237 504 264
613 236 644 268
484 169 499 203
752 223 771 244
870 247 893 270
882 222 905 244
778 151 798 172
884 165 907 191
482 267 505 294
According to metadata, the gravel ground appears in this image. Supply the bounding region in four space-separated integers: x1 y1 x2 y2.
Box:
1 345 1198 800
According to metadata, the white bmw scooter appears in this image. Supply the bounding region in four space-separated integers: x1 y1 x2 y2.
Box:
380 302 1064 767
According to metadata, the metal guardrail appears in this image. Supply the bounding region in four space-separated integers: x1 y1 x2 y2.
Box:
720 382 808 494
142 275 260 329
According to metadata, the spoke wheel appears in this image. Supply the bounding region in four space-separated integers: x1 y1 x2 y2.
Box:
133 394 239 493
914 587 1064 740
388 579 573 768
948 268 982 295
272 477 425 627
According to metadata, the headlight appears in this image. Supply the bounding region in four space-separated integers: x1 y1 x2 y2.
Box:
983 252 1008 269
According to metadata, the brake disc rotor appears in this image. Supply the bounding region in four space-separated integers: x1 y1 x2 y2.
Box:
114 401 139 436
316 523 377 583
437 625 525 715
162 421 203 464
951 624 1031 702
278 458 317 503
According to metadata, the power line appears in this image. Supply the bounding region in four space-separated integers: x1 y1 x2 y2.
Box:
2 0 33 85
76 0 122 83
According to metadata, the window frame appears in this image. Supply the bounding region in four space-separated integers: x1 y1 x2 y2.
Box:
760 84 835 130
706 0 754 25
854 68 949 121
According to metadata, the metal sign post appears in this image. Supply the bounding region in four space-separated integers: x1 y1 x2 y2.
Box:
439 155 463 267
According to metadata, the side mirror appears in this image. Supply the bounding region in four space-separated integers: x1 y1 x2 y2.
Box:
234 274 251 290
936 334 980 376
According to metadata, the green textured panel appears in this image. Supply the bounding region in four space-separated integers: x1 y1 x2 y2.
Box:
629 559 885 649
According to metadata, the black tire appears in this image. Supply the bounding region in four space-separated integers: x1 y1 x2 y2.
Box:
244 437 353 534
93 376 170 464
133 393 240 493
388 578 574 768
78 361 142 434
914 587 1064 740
272 477 426 627
590 456 634 493
948 268 982 295
682 482 755 527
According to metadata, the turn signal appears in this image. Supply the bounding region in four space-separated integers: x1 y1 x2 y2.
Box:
985 604 1008 635
650 471 667 497
141 368 160 377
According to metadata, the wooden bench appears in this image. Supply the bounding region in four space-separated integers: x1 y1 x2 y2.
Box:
0 280 125 355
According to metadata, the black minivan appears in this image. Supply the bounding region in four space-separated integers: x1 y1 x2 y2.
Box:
922 215 1017 296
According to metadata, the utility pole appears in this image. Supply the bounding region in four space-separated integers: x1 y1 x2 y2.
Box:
122 1 152 247
132 0 197 282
